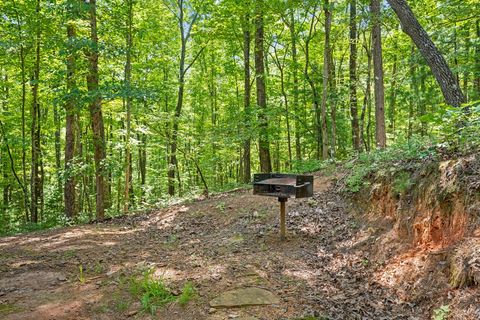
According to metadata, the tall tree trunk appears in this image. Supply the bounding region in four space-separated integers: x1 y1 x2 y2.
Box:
349 0 361 151
387 0 465 107
321 0 331 160
288 9 301 161
30 0 42 223
242 8 251 183
11 0 30 219
272 46 292 169
371 0 386 148
124 0 133 212
474 20 480 98
86 0 106 220
304 5 321 159
361 33 372 152
1 74 9 217
254 0 271 173
169 0 200 195
64 12 77 219
388 52 397 138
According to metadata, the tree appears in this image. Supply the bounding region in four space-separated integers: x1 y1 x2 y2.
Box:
349 0 361 151
242 2 252 183
372 0 386 148
64 0 78 219
321 0 332 160
254 0 272 173
30 0 42 223
123 0 134 212
387 0 466 107
86 0 107 220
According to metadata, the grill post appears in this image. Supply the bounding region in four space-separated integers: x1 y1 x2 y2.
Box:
279 197 287 241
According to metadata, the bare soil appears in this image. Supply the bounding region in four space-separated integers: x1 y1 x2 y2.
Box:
0 173 478 320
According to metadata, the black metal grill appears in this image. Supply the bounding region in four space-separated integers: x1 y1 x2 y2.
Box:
253 173 313 199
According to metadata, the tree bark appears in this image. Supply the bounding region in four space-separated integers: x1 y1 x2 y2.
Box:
387 0 465 107
254 0 272 173
321 0 331 160
64 11 77 220
475 20 480 98
371 0 386 149
124 0 134 212
30 0 42 223
242 8 251 183
288 9 301 161
86 0 106 220
349 0 361 151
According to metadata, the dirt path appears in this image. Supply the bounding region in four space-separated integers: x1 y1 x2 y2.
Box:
0 174 448 319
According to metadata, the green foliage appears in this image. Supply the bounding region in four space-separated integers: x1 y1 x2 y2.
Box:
178 281 196 306
78 265 86 284
290 159 336 175
420 101 480 151
345 138 436 193
129 269 176 315
393 171 412 196
127 269 196 315
432 305 450 320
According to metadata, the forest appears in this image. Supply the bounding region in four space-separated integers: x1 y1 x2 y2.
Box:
1 0 480 319
0 0 478 232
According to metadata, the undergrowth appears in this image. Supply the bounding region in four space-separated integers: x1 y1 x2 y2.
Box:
127 268 196 315
345 137 437 193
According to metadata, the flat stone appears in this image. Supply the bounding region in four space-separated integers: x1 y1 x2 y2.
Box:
209 287 280 308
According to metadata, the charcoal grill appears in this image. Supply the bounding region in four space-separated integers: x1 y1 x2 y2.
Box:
253 173 314 240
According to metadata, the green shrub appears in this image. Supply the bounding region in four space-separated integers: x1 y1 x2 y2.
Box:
393 171 412 196
178 281 196 306
129 269 176 314
345 137 436 193
128 269 196 315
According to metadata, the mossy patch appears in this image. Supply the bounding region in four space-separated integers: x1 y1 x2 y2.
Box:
0 303 20 315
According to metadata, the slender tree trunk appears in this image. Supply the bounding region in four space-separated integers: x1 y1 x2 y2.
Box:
474 20 480 98
124 0 133 212
64 14 77 219
86 0 106 220
389 53 397 138
349 0 361 151
320 0 331 160
304 6 321 159
11 0 30 219
361 33 372 152
30 0 42 223
242 8 251 183
1 74 9 217
371 0 386 149
288 9 301 161
387 0 465 107
272 47 293 169
255 0 271 173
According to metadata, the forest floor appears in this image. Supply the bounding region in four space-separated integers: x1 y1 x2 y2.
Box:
0 173 478 320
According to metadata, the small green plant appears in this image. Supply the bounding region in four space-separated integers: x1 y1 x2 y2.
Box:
393 171 412 196
129 269 176 314
178 282 196 306
78 265 86 284
432 305 450 320
215 201 226 212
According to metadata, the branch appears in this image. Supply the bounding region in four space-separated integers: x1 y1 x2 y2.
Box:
183 42 208 76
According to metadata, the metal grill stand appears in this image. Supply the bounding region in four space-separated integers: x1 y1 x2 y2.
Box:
279 197 287 241
253 173 314 241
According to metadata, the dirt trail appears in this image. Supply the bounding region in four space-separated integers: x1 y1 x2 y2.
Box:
0 174 468 319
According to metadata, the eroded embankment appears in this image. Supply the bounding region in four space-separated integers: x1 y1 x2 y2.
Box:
354 153 480 319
